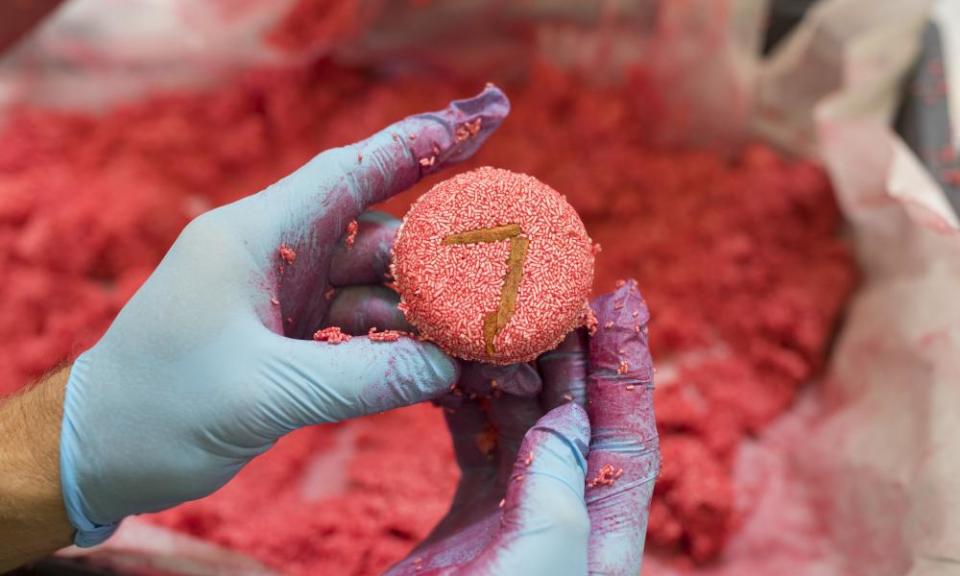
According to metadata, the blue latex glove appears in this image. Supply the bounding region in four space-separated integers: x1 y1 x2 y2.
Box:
59 86 510 547
387 281 660 576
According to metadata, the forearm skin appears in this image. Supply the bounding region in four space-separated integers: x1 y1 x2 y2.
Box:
0 366 73 572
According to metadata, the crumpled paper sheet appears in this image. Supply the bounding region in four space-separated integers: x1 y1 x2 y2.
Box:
804 120 960 575
809 120 960 576
755 0 932 156
756 0 960 574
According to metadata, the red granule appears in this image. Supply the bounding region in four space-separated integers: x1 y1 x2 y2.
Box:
474 425 498 457
279 243 297 264
312 326 350 344
455 118 483 142
367 327 401 342
345 219 358 248
0 23 855 573
391 167 595 364
583 305 599 336
587 463 624 488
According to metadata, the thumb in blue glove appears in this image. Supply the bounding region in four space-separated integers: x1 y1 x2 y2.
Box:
387 402 592 576
472 404 591 574
60 85 510 547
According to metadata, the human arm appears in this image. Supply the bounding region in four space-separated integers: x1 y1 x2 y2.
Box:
0 368 73 572
0 86 509 568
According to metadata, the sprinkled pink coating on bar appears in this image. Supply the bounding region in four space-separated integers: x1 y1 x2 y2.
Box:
391 167 594 364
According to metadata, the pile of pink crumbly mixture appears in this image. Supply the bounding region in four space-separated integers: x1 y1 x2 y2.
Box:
0 29 856 576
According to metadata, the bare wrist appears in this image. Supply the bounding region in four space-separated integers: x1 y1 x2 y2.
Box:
0 366 74 571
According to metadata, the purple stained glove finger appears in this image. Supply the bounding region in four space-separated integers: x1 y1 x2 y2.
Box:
329 211 400 287
226 85 509 253
323 285 412 335
539 329 590 411
458 362 542 398
403 84 512 177
585 280 659 576
255 83 510 224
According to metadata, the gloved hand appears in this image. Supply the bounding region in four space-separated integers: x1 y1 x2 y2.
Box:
59 86 510 547
386 281 660 576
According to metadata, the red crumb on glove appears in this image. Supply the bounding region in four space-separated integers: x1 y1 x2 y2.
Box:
392 167 594 364
345 220 358 248
367 328 401 342
475 425 498 457
583 305 598 336
279 244 297 264
312 326 351 344
587 463 624 488
455 118 483 142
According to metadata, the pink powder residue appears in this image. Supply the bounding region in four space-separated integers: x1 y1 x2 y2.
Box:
392 167 594 364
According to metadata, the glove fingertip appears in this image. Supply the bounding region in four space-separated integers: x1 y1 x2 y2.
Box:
589 279 653 381
416 340 461 392
532 402 591 458
451 83 511 122
405 84 510 177
354 336 460 397
499 404 591 549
